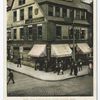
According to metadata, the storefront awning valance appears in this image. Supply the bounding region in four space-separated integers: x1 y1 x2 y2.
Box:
51 44 72 57
77 43 91 54
28 44 46 57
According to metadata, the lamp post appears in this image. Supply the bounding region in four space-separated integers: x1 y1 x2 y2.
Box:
72 22 76 62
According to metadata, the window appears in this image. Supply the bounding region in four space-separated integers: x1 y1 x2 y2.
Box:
81 11 85 20
28 27 33 40
20 28 24 39
20 9 24 20
13 29 17 39
62 8 67 17
34 8 39 15
69 9 74 20
75 10 80 20
81 30 85 39
13 11 17 22
28 7 33 19
56 26 61 39
37 26 42 40
55 6 60 17
48 5 53 16
19 0 25 5
75 29 79 40
69 28 73 39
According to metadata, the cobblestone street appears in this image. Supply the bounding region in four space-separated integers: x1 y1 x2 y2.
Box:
7 71 93 96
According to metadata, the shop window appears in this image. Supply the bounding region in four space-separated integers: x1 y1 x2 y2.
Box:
75 29 79 40
56 26 61 39
28 27 33 40
13 11 17 22
81 30 85 39
13 29 17 39
37 26 42 40
48 5 53 16
81 11 85 20
28 7 33 19
55 6 60 17
20 28 24 39
75 9 80 20
20 9 24 20
19 0 25 5
62 8 67 17
69 28 73 39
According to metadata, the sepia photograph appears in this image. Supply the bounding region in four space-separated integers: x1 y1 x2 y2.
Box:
6 0 96 99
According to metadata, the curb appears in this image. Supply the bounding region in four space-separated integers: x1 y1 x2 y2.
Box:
7 67 89 82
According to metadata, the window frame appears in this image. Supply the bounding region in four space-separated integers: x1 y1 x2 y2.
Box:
20 9 24 20
28 6 33 19
13 11 17 22
56 26 62 39
48 5 53 16
19 0 25 5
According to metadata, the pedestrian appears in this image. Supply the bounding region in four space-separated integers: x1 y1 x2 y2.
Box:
70 60 74 75
74 62 78 76
17 57 21 67
78 59 83 71
57 62 62 75
54 60 58 73
7 70 15 85
88 62 93 75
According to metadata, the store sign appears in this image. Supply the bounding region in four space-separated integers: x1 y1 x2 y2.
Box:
25 17 44 24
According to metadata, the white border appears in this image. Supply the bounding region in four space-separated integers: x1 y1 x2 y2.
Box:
0 0 98 100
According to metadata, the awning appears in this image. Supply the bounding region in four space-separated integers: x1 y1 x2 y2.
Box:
77 43 91 54
28 44 46 57
51 44 72 57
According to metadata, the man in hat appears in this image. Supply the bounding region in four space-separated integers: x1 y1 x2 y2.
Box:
7 70 15 85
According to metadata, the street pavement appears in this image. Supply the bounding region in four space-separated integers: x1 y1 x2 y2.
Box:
7 71 93 96
7 62 89 81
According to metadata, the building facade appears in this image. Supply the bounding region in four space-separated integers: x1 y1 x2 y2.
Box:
7 0 93 70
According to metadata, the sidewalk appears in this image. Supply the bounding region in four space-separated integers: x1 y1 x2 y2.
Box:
7 62 89 81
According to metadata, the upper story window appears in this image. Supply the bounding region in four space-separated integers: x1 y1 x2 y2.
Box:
81 11 86 20
34 8 39 15
20 9 24 20
75 29 79 40
62 8 67 17
37 26 42 40
69 9 74 20
56 26 61 39
13 11 17 22
20 28 24 39
48 5 53 16
55 6 60 17
69 28 73 39
28 7 33 19
19 0 25 5
75 9 80 20
13 29 17 39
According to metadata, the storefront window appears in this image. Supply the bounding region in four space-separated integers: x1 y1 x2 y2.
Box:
75 29 79 40
48 5 53 16
13 11 17 22
69 28 73 39
28 7 33 19
20 28 24 39
13 29 17 39
19 0 25 5
81 30 85 39
55 6 60 17
20 9 24 20
56 26 61 39
28 27 33 40
37 26 42 40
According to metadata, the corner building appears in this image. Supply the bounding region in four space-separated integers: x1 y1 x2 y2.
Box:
7 0 93 71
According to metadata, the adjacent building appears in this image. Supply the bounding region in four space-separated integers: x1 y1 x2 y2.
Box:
7 0 93 70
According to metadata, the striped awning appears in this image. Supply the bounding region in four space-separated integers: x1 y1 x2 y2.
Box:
28 44 46 57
